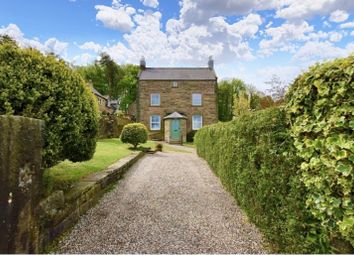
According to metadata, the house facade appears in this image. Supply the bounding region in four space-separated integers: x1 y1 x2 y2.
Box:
136 57 218 143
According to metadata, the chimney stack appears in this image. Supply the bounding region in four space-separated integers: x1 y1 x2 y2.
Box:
208 56 214 70
140 56 146 70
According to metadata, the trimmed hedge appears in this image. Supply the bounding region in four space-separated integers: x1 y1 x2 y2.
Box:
195 108 326 253
120 123 148 149
287 56 354 248
0 37 99 167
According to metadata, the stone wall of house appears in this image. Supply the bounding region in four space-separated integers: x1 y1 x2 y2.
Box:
138 80 218 140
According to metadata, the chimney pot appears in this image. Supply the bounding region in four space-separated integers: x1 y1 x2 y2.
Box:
208 56 214 70
140 56 146 70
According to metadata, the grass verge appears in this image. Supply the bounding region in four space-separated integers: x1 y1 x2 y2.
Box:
43 139 155 195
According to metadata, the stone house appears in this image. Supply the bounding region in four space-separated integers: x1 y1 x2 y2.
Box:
136 57 218 143
91 87 117 114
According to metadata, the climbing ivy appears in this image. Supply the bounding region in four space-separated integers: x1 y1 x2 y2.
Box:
286 55 354 248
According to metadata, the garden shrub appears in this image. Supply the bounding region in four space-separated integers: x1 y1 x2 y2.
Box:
155 143 163 152
0 37 99 167
287 56 354 250
120 123 148 149
195 108 326 253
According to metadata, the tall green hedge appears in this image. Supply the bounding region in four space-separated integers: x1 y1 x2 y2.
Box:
287 56 354 248
0 37 99 167
195 108 328 253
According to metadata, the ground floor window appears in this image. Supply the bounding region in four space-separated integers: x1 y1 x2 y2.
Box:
150 115 161 130
192 115 203 130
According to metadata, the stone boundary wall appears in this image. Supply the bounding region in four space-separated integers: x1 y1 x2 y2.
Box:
37 151 145 251
99 114 132 139
0 115 44 254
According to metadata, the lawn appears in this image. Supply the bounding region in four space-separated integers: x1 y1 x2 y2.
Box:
183 142 195 148
43 139 155 195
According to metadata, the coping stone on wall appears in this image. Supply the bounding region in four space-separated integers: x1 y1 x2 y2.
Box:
38 151 145 252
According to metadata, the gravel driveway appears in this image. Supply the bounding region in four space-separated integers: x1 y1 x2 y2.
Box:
57 147 264 253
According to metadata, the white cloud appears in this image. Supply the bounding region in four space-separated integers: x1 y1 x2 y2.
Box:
340 21 354 29
79 41 102 53
140 0 158 8
95 4 135 32
328 31 343 42
0 23 68 55
293 41 351 61
259 21 314 56
72 53 95 66
275 0 354 21
44 38 68 55
329 10 349 23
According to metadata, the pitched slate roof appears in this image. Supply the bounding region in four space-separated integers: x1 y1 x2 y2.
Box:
139 68 217 81
163 112 187 119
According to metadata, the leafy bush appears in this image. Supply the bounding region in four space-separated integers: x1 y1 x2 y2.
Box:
0 37 99 167
155 143 163 152
287 56 354 249
195 108 326 253
120 123 148 149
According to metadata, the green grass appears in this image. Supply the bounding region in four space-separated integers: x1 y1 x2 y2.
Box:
183 142 195 148
43 139 155 195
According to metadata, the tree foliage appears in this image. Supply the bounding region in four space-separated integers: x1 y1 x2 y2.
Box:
99 52 122 100
118 64 139 111
76 63 107 95
217 79 246 121
76 57 139 112
233 90 250 117
265 74 288 104
218 78 275 121
0 36 99 167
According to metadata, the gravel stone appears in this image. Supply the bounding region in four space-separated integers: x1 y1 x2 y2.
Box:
57 148 265 254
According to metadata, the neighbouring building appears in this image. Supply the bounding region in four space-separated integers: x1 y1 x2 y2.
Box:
91 87 118 114
136 57 218 143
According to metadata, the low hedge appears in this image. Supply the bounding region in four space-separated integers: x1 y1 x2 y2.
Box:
287 56 354 249
195 108 325 253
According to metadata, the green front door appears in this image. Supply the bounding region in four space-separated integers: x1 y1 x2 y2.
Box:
170 119 180 141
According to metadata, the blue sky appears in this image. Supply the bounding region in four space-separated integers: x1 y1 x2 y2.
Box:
1 0 354 91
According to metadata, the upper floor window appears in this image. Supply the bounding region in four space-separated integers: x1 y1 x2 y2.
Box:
192 115 203 130
192 93 202 106
151 93 160 106
172 81 178 88
150 115 161 130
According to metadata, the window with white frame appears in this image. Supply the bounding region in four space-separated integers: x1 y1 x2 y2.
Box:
150 93 160 106
192 115 203 130
192 93 202 106
172 81 178 88
150 115 161 130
